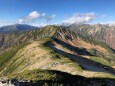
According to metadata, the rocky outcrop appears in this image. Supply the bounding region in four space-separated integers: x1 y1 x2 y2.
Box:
0 76 115 86
0 78 32 86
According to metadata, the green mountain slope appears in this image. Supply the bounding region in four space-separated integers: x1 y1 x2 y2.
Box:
0 25 115 85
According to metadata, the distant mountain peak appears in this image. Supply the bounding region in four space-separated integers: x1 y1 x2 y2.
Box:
69 24 115 50
0 24 38 33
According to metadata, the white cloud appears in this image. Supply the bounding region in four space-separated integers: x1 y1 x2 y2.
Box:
100 14 113 18
32 22 58 27
32 23 48 27
105 21 115 26
0 20 15 27
62 12 96 25
101 14 108 18
28 11 41 19
18 11 45 24
18 19 25 23
46 14 56 22
41 13 46 16
95 21 115 26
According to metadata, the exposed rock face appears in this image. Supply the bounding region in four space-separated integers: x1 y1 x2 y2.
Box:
0 78 31 86
0 78 20 86
105 28 115 49
69 24 115 50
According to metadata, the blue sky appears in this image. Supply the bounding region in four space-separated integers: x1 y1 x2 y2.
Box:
0 0 115 26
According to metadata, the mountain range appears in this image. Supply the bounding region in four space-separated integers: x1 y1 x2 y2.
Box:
0 24 115 85
69 24 115 50
0 24 37 33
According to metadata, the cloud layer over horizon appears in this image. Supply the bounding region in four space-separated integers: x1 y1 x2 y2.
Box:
62 12 96 25
0 10 114 27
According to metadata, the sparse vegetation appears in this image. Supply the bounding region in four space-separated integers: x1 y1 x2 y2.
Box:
0 25 115 85
0 43 28 76
90 56 111 66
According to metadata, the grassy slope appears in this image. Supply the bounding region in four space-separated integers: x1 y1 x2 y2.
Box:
54 27 115 68
0 38 83 77
0 25 115 79
1 38 114 79
0 43 28 76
